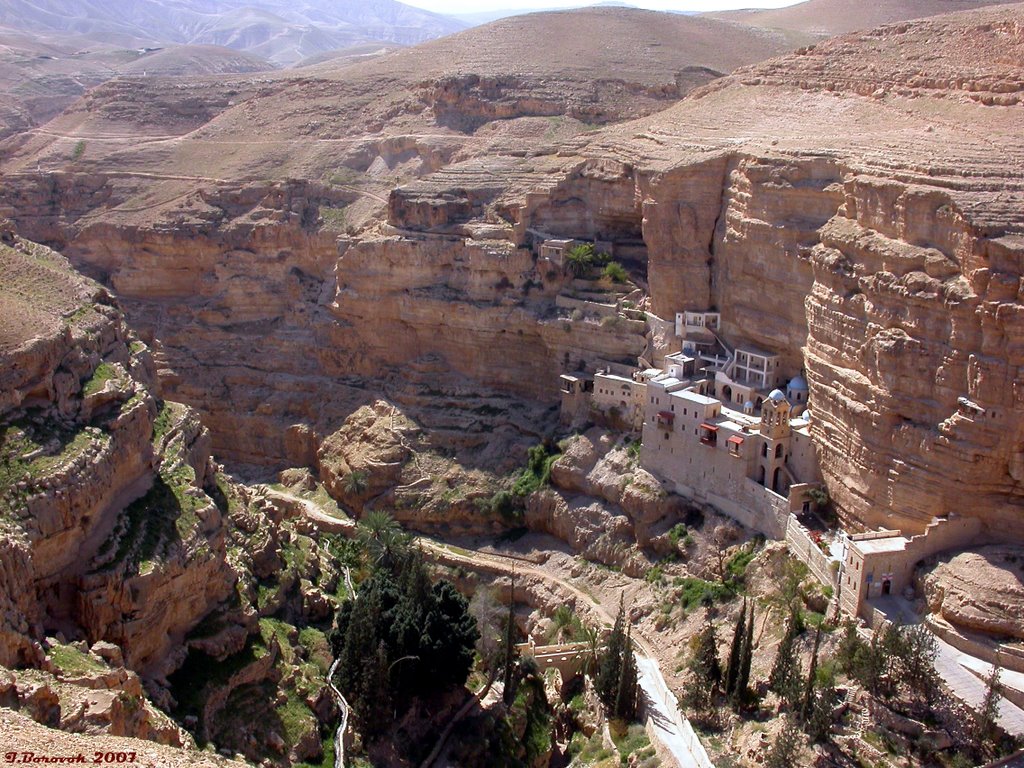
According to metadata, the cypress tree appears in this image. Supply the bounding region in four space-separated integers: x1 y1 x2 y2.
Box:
597 594 628 708
614 627 639 721
806 677 839 743
800 625 824 724
702 607 723 689
724 599 746 697
766 716 803 768
685 613 721 721
769 616 802 710
355 641 392 738
502 573 519 705
973 663 1002 757
735 600 755 705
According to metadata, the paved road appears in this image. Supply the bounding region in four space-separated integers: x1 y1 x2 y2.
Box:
932 636 1024 736
870 596 1024 737
636 655 713 768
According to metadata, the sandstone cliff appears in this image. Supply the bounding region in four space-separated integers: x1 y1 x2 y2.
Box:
0 7 1022 545
0 234 350 763
385 6 1024 538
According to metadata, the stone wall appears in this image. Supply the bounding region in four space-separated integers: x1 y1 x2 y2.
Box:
785 515 837 589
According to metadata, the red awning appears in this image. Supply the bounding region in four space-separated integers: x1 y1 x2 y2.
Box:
699 423 719 432
727 436 744 445
657 411 675 424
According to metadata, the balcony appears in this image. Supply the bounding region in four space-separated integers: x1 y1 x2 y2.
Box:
699 423 718 445
656 411 675 429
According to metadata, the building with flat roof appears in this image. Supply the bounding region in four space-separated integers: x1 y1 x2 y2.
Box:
641 374 821 539
839 515 983 625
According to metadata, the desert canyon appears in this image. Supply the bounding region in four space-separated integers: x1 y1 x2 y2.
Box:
0 1 1023 767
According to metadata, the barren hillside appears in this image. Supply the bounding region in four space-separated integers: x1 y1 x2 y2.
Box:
0 29 275 141
0 7 811 224
706 0 1019 35
0 0 464 65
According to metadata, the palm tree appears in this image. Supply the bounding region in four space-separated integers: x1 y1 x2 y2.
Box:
357 510 409 568
564 244 594 278
580 625 602 677
552 606 576 643
344 470 369 496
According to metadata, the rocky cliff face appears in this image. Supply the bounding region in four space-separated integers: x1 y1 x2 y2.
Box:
1 7 1022 546
0 234 349 763
392 7 1024 539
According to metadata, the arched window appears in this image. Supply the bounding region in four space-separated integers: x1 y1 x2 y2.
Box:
761 443 768 458
775 444 784 458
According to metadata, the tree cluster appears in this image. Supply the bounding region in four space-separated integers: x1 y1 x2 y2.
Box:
837 620 937 703
724 599 755 709
329 517 479 741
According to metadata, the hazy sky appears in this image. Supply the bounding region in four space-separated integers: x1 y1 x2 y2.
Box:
403 0 805 16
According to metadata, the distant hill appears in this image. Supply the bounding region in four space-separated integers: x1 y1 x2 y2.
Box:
453 1 641 26
0 6 814 211
0 0 466 66
704 0 1020 36
0 30 275 140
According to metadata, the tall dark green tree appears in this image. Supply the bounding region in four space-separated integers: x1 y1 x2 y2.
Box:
503 574 519 705
769 616 802 710
736 600 755 705
973 663 1002 758
850 627 888 697
684 609 722 722
766 716 803 768
800 625 824 724
356 641 392 738
724 599 746 698
805 670 839 743
895 624 939 703
421 581 479 688
613 627 639 721
596 594 628 708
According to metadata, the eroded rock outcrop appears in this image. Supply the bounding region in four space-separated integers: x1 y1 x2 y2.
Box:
390 6 1024 538
923 545 1024 640
0 236 348 763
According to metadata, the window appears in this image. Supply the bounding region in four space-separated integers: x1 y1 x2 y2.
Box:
775 444 783 458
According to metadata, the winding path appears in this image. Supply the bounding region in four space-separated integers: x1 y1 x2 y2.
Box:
266 486 710 768
324 565 355 768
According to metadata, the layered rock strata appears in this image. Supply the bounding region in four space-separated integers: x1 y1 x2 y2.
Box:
0 235 347 763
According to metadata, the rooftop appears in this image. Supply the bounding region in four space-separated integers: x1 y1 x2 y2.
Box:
853 536 910 555
720 405 760 427
596 373 637 385
670 389 719 407
652 375 687 389
665 351 697 363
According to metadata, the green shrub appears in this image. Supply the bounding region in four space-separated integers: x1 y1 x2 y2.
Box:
726 547 757 582
678 578 733 610
603 261 628 283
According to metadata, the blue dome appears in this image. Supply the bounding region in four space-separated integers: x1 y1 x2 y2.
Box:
769 389 787 402
788 375 809 391
744 401 754 409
